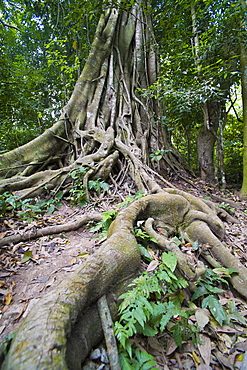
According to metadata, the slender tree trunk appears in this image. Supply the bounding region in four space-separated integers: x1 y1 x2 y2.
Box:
240 2 247 197
197 101 219 183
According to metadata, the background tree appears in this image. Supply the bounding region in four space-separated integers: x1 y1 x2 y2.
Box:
150 0 242 185
240 0 247 197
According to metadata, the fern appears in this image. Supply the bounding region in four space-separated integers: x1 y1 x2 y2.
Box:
89 209 118 237
114 251 192 366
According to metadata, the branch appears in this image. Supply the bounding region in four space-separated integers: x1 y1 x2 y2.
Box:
0 213 102 247
97 295 121 370
0 19 20 31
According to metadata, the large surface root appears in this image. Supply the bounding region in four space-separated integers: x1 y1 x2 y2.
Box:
1 191 245 369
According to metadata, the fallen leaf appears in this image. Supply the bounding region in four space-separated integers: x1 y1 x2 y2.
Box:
0 232 6 240
4 292 12 305
195 309 210 329
214 350 234 369
147 337 164 353
146 260 159 272
21 251 32 263
166 338 178 356
13 300 29 322
76 252 89 258
198 334 211 366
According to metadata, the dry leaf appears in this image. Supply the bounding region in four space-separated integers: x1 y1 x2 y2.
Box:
0 232 6 240
166 338 178 356
195 309 210 329
13 300 29 322
146 260 159 272
198 334 211 366
214 350 234 370
4 292 12 306
70 257 77 265
147 337 164 354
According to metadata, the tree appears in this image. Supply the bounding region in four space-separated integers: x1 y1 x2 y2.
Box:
151 0 242 184
240 0 247 197
1 1 247 368
0 0 190 197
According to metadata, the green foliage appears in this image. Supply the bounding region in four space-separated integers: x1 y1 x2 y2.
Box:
117 191 145 208
0 0 99 152
68 166 110 205
114 252 194 367
134 226 157 243
89 209 118 237
218 202 235 214
150 149 172 162
192 267 238 325
119 348 157 370
88 179 110 193
115 247 244 367
68 167 88 206
0 191 63 222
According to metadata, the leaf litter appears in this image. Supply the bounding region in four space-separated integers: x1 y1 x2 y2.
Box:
0 183 247 369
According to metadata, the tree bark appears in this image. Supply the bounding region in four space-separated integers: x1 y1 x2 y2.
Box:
0 2 188 199
240 10 247 197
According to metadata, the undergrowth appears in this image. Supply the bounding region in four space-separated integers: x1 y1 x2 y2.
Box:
0 191 64 223
114 247 242 369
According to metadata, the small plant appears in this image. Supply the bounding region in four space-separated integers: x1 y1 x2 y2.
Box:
0 192 20 216
114 251 193 368
68 167 110 205
89 209 118 238
150 149 172 162
0 191 64 222
68 166 88 206
191 267 238 325
88 179 109 194
114 251 244 368
218 202 235 214
117 191 145 208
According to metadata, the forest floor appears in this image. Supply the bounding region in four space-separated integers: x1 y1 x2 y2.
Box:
0 176 247 370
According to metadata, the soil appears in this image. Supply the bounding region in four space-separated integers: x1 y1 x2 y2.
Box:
1 178 247 369
0 203 103 343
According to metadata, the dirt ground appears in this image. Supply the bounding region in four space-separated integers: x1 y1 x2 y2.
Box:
0 203 103 343
1 180 247 369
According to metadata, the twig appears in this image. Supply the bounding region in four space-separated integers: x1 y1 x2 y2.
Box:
97 294 121 370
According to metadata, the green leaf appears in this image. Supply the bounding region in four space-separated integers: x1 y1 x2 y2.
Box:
138 245 153 262
171 323 183 347
161 251 177 272
192 240 199 250
191 285 209 300
228 300 247 325
202 295 227 325
204 284 225 294
55 191 64 200
142 325 158 336
21 251 32 264
212 267 238 276
160 311 174 331
119 353 135 370
48 204 56 214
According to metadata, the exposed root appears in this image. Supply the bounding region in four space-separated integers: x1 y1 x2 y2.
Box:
0 213 102 247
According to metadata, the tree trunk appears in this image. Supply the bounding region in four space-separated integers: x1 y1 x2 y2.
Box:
197 101 221 183
0 3 186 198
240 13 247 197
